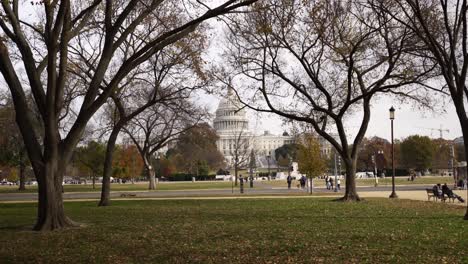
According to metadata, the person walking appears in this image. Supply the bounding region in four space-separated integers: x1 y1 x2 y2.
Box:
300 175 306 189
325 176 330 190
287 175 292 189
329 178 334 191
337 179 341 191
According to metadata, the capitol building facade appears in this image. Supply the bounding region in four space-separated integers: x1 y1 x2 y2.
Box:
213 88 295 166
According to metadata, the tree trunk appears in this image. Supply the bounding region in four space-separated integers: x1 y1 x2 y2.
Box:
18 160 26 191
99 128 120 206
234 165 238 186
148 167 156 190
459 117 468 220
92 173 96 189
34 161 77 231
339 158 361 201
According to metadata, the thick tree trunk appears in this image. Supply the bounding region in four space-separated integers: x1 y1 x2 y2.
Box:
452 103 468 220
18 161 26 191
459 117 468 220
99 129 119 206
34 161 77 231
148 167 156 190
339 158 361 201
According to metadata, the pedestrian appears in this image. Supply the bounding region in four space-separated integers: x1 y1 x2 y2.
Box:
249 175 254 188
325 176 330 190
329 178 334 190
300 175 306 189
287 175 292 189
239 175 244 194
463 178 467 190
337 179 341 191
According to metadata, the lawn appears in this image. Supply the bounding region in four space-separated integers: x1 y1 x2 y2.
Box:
0 181 235 193
0 198 466 263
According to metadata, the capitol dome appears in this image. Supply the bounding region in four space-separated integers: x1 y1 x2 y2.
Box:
213 87 249 132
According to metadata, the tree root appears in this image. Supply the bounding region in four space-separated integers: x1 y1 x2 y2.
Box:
333 194 362 202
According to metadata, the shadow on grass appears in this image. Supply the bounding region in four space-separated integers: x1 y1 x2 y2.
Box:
0 225 33 231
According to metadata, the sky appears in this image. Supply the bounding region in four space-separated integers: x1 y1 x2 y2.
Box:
1 2 465 143
199 19 464 143
197 90 463 142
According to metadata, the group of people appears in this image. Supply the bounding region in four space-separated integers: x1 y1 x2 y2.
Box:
325 176 341 191
432 183 465 202
286 175 307 189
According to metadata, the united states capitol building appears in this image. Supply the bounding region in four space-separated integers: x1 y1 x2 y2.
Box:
213 88 295 166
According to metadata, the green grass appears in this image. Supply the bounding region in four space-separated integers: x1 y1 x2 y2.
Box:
0 198 466 263
0 181 236 193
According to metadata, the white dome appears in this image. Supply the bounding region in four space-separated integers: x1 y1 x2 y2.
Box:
213 87 249 132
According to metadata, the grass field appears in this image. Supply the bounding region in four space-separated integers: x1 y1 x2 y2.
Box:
0 198 466 263
0 181 236 193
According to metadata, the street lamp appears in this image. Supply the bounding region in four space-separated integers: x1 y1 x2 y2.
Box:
266 154 271 181
389 106 398 198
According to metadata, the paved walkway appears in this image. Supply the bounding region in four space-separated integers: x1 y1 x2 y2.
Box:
1 186 466 207
359 190 467 206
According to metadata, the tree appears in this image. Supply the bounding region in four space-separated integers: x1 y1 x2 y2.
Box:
400 135 435 172
275 144 300 162
431 138 453 171
74 141 106 189
377 0 468 219
169 123 225 176
125 100 204 189
0 0 258 230
224 0 435 201
249 150 257 173
95 25 207 206
357 137 391 173
454 143 466 162
228 127 252 186
0 97 30 191
297 134 327 194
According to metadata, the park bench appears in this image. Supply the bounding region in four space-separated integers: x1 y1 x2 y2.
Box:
425 189 457 203
425 189 443 202
120 193 137 198
444 193 457 203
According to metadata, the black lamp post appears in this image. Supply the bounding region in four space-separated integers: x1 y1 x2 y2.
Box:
389 106 398 199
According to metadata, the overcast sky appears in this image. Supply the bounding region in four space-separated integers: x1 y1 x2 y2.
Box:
199 90 462 141
199 18 464 142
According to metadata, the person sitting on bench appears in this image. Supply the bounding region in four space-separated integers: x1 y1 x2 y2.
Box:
432 184 444 200
442 183 465 202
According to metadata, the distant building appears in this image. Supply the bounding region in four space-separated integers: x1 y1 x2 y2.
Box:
213 88 294 166
454 136 464 146
213 87 333 167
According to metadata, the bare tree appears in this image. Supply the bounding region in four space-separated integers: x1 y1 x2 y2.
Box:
229 126 252 186
0 0 258 231
376 0 468 218
92 31 207 206
124 100 206 190
224 0 437 201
